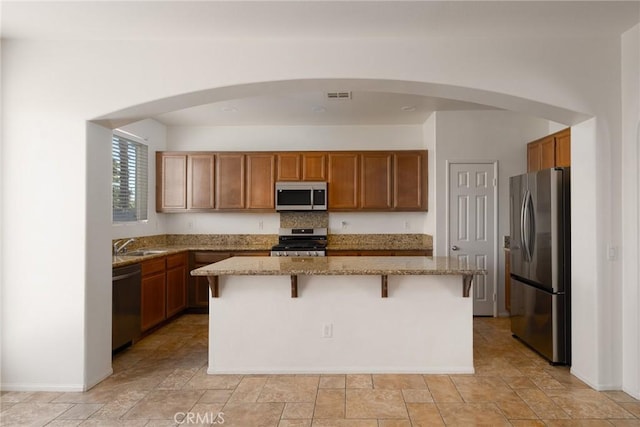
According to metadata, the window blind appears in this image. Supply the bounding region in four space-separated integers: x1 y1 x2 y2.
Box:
112 134 148 222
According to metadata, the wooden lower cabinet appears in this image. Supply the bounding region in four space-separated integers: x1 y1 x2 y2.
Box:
188 250 270 312
166 253 188 318
141 252 189 332
141 257 167 331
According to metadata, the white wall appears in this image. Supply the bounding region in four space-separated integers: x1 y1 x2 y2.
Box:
164 124 430 235
1 32 636 392
621 23 640 399
112 119 167 240
433 111 560 316
422 113 436 236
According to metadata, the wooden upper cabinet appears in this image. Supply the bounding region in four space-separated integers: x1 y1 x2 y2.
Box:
527 143 541 173
156 153 187 211
554 128 571 167
276 153 301 181
527 128 571 172
216 153 245 209
276 152 327 181
360 152 392 210
187 153 215 210
302 153 327 181
328 153 359 210
540 136 556 170
394 151 427 210
246 153 276 209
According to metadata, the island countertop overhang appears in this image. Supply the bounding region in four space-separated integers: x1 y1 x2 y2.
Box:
190 256 486 277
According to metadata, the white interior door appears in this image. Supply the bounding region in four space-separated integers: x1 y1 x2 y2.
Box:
448 162 497 316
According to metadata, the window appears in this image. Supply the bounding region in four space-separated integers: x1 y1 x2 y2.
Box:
112 133 148 222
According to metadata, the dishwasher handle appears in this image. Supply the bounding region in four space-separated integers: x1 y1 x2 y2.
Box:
112 271 140 281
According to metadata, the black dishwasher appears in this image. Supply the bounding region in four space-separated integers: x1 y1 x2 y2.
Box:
112 263 141 352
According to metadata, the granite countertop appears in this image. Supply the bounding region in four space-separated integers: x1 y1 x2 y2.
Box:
112 244 271 267
190 256 486 277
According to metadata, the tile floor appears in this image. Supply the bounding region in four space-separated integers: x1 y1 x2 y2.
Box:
2 315 639 426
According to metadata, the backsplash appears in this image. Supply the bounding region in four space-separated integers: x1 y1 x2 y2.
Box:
279 211 328 229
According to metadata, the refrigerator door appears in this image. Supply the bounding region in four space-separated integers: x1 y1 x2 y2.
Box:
528 168 566 293
510 277 568 364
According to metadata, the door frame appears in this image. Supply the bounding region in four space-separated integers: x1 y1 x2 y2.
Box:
445 160 499 317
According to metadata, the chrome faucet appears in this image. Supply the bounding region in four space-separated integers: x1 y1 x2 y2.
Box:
113 238 136 256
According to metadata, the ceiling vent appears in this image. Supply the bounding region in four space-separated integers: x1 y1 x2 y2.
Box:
326 91 352 100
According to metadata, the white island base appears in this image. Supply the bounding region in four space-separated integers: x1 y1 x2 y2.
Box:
208 274 473 374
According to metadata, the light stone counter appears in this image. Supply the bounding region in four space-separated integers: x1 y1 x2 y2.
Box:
191 255 483 277
192 256 485 375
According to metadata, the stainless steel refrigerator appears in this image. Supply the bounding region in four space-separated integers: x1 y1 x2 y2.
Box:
509 167 570 364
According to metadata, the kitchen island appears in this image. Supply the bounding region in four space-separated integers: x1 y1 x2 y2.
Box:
191 256 486 374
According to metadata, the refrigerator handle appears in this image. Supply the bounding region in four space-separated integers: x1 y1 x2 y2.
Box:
527 191 535 259
521 190 530 261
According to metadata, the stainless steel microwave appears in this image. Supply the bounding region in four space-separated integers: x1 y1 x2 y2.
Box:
275 182 328 211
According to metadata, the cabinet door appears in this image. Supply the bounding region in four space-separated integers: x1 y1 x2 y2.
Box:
540 136 556 170
527 142 541 172
141 271 166 331
187 154 215 210
302 153 327 181
276 153 301 181
555 128 571 167
156 153 187 211
360 152 392 209
188 252 231 309
246 154 276 209
166 253 187 318
216 153 245 209
328 153 359 210
394 151 427 210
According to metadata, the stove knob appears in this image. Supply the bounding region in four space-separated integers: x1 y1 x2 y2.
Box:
294 252 299 256
304 251 310 256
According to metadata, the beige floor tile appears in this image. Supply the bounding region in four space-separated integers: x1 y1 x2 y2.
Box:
44 420 84 426
156 367 199 390
197 389 233 404
377 420 412 427
76 419 148 426
87 390 149 420
56 403 104 420
401 388 433 403
509 420 547 427
124 389 204 419
282 402 315 419
620 402 640 417
502 376 539 389
604 391 640 403
346 375 373 389
319 375 346 389
314 389 345 419
228 376 268 403
405 402 444 426
312 419 377 427
545 389 636 419
183 369 243 390
543 420 617 426
609 420 640 427
345 388 407 419
258 376 319 403
437 402 511 426
516 387 571 419
0 402 73 426
185 402 225 424
423 375 463 403
279 420 312 427
372 374 426 390
220 401 284 427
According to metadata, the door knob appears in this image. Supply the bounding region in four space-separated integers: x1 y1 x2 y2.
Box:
451 245 460 251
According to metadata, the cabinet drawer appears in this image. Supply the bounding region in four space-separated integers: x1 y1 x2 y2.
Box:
166 252 188 269
141 257 166 276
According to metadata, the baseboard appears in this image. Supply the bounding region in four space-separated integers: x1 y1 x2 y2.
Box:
84 367 114 391
570 366 622 392
0 382 86 392
207 366 475 375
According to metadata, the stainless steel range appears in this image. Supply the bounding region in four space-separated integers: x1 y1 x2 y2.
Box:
270 227 327 257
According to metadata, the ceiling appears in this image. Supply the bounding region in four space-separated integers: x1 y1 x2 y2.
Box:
3 1 638 127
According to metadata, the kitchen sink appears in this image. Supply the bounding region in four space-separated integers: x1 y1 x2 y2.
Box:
121 249 168 257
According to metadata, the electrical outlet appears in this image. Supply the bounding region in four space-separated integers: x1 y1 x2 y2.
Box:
322 323 333 338
341 221 347 230
404 221 410 230
258 220 264 230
